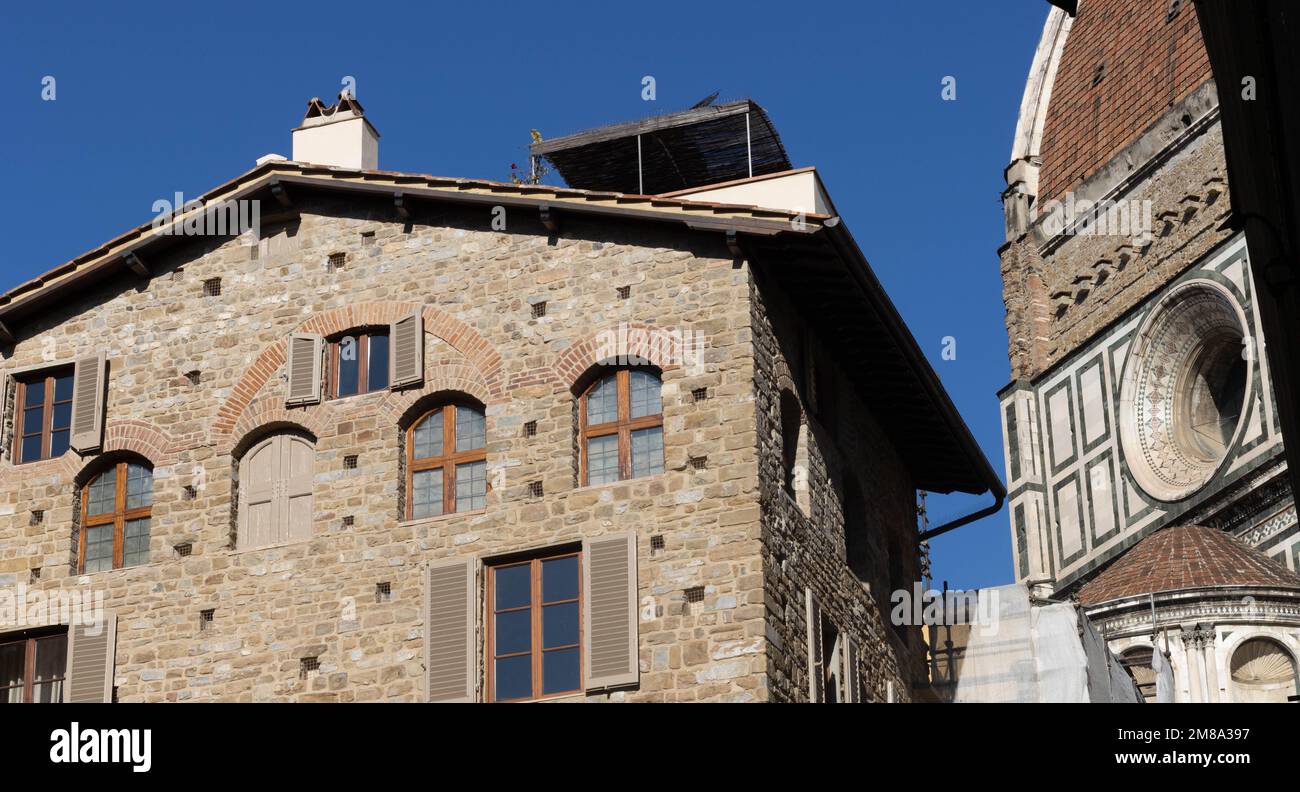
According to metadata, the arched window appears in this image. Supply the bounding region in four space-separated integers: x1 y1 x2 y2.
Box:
1231 637 1298 703
579 369 663 486
407 403 487 519
238 432 314 549
1119 646 1158 702
80 459 153 572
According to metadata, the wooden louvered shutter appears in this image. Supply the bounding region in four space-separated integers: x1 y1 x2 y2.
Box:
69 353 106 453
583 532 639 690
806 588 823 702
425 558 476 702
285 333 323 406
64 611 116 703
843 635 861 703
389 310 423 389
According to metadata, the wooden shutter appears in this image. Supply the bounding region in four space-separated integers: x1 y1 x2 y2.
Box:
805 587 823 702
583 532 638 690
425 558 476 702
285 333 323 406
69 353 106 453
843 635 861 703
389 310 424 389
64 611 116 703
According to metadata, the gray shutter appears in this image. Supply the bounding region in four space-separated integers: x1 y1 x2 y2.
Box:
843 635 861 703
426 558 476 702
583 532 638 690
389 310 424 389
285 333 323 406
805 587 823 702
69 353 106 453
64 611 116 703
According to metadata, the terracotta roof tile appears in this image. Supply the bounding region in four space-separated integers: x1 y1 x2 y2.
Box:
1077 523 1300 605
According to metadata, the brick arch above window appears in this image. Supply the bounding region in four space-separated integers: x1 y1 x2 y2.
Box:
211 302 505 449
379 366 492 427
101 420 178 467
224 400 328 458
552 323 683 393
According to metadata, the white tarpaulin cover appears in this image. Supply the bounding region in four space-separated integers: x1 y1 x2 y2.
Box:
951 584 1143 703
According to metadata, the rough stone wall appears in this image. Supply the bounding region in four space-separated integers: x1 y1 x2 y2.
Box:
1002 121 1233 380
0 195 771 702
748 267 920 703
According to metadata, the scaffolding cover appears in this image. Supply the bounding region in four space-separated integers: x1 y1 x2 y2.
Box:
948 584 1143 703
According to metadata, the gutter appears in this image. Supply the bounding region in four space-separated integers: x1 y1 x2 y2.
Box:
819 221 1007 541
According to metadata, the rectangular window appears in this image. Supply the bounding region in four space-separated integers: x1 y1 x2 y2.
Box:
330 330 390 399
0 630 67 703
488 549 582 702
14 369 73 464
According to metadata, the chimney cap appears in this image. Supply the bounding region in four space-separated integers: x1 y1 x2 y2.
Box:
302 92 367 123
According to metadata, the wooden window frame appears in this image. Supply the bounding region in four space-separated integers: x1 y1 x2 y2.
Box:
0 628 67 703
486 548 583 703
405 402 488 519
79 460 152 573
328 328 390 400
578 369 664 486
13 368 74 465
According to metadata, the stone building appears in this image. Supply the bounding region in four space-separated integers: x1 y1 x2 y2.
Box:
0 96 997 702
998 0 1300 702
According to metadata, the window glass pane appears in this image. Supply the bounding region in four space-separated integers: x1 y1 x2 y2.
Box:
87 468 118 516
543 602 579 649
542 647 580 695
455 406 486 452
494 564 531 610
0 642 22 689
586 375 618 425
123 518 151 567
34 635 66 685
495 655 532 701
412 411 444 461
629 371 662 418
83 525 114 573
587 434 620 485
367 334 390 392
336 335 360 397
32 681 63 704
22 407 43 436
21 434 43 463
50 431 70 459
54 375 73 403
23 380 45 408
51 402 72 431
455 460 486 512
542 555 579 602
632 426 665 478
126 464 153 510
495 609 531 656
410 469 443 519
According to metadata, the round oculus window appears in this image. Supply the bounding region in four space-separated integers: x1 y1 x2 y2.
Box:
1118 280 1251 502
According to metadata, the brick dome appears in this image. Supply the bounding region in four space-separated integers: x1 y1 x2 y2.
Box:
1035 0 1213 206
1077 523 1300 605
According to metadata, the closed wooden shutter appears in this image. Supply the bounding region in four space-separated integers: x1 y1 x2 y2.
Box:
426 558 476 702
64 611 116 703
389 310 423 389
69 353 107 453
805 587 823 702
238 434 314 549
583 532 638 690
285 333 323 406
843 635 861 703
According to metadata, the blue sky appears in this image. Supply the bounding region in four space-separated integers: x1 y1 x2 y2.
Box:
0 1 1049 589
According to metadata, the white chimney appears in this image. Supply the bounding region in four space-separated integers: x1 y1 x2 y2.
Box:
291 93 380 170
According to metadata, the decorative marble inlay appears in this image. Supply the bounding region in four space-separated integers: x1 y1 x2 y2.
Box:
1119 280 1252 501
